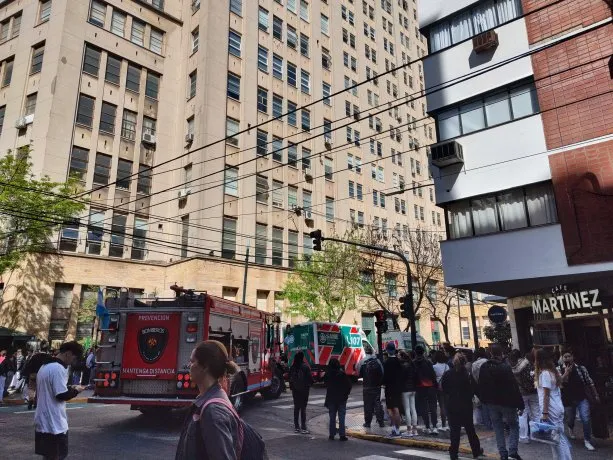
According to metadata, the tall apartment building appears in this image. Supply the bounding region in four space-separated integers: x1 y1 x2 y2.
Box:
0 0 437 345
419 0 613 364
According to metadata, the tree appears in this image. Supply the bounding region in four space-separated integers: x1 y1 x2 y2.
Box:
484 321 512 349
0 148 85 275
421 287 462 344
281 233 364 322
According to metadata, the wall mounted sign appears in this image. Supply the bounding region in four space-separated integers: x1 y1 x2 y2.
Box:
531 289 601 315
487 305 508 324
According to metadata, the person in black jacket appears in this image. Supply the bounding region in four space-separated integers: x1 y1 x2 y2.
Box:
414 345 439 434
399 351 418 437
383 342 403 437
442 353 484 460
324 358 352 441
477 344 524 460
289 351 313 434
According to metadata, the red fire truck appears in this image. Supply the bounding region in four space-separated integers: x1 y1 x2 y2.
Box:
89 286 283 414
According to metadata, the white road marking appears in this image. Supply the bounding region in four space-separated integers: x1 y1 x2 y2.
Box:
346 400 364 408
356 456 401 460
394 449 454 459
270 397 327 409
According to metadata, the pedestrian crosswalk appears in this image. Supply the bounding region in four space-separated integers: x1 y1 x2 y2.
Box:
357 450 476 460
269 393 364 410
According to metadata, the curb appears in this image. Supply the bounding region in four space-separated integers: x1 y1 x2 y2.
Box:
2 397 90 406
347 430 496 458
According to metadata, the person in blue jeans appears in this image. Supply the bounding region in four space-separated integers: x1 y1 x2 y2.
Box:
324 358 352 441
477 344 525 460
558 349 598 451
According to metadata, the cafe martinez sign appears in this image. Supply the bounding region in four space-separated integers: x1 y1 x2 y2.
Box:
531 289 602 314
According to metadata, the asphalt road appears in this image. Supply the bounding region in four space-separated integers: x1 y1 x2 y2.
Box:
0 384 463 460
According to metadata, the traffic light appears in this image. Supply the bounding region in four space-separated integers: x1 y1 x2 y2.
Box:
399 296 408 318
310 229 323 251
374 309 388 333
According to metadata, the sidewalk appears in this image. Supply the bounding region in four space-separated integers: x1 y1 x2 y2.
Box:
1 389 94 406
310 404 613 459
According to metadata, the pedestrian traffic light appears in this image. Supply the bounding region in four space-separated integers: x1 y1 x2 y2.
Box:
309 229 323 251
398 296 412 319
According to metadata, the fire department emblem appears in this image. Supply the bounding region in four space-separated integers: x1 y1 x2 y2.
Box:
138 327 168 363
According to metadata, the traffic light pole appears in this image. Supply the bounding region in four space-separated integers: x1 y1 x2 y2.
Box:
317 234 418 351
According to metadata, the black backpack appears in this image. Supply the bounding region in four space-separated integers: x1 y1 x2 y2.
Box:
363 358 384 387
289 365 307 392
201 398 267 460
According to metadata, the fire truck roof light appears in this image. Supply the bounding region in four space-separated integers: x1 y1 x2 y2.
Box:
176 382 183 389
183 382 189 388
177 373 184 381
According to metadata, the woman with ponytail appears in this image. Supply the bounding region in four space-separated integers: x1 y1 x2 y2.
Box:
535 348 572 460
176 340 241 459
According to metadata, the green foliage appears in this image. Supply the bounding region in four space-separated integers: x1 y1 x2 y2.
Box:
484 320 513 348
77 285 99 324
281 236 364 322
0 148 85 273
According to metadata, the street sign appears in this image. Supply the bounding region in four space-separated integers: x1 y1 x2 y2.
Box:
488 305 507 324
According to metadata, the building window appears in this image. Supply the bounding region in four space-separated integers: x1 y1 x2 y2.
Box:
68 146 88 182
105 54 121 85
429 0 522 53
300 33 309 57
228 30 241 57
131 19 145 46
257 87 268 113
24 93 37 116
321 13 329 35
88 0 106 27
322 82 331 106
109 213 127 257
299 0 309 21
301 147 311 170
288 231 298 268
255 224 267 264
94 153 111 185
301 109 310 131
150 28 163 54
272 54 283 80
325 197 334 221
39 0 52 23
143 117 156 136
287 101 297 126
287 25 298 49
258 7 269 31
145 72 159 99
447 182 558 239
99 102 116 134
324 157 333 180
272 137 283 162
224 167 238 196
116 159 132 190
76 94 95 127
227 72 240 100
273 16 283 41
287 62 297 87
181 215 189 257
131 216 147 260
82 45 101 77
288 186 298 210
272 94 283 118
126 64 141 93
226 117 239 146
272 180 283 208
272 227 283 266
1 58 13 87
111 10 126 37
137 164 152 194
0 105 4 135
257 46 269 72
188 71 197 99
300 69 310 94
30 43 45 74
303 190 311 210
121 110 137 140
287 143 297 167
256 175 269 205
222 217 237 259
86 209 104 254
229 0 242 16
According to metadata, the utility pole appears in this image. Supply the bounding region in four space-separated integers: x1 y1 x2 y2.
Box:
456 290 463 347
310 230 418 350
468 289 479 350
242 240 250 304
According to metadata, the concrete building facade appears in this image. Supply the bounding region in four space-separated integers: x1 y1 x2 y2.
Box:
419 0 613 365
0 0 440 346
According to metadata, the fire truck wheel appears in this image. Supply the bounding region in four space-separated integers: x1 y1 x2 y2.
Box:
261 372 283 400
229 375 246 412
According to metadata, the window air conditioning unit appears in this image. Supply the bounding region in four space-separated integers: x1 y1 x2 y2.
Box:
185 133 194 144
178 188 191 199
376 125 382 133
353 112 360 121
15 114 33 129
142 132 156 145
304 168 313 180
430 140 464 168
324 136 332 150
473 30 499 54
304 210 313 222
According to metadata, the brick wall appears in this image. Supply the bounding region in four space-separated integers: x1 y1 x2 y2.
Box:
549 139 613 265
521 0 612 45
532 24 613 149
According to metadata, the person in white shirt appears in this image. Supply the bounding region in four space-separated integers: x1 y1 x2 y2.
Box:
35 341 85 460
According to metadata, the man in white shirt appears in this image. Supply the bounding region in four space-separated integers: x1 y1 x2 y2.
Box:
35 341 85 460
